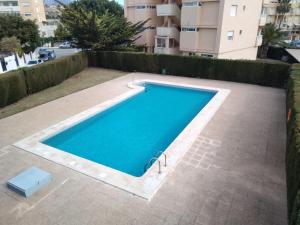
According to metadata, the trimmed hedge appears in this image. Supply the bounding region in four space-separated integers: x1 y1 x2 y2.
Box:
88 51 291 88
23 52 88 94
0 70 27 107
0 52 88 107
287 64 300 225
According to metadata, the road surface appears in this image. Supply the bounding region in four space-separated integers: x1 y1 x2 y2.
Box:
34 47 81 59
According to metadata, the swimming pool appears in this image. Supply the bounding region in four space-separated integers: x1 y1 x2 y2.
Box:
42 83 215 177
15 79 230 199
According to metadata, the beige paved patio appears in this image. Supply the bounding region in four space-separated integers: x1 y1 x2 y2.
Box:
0 72 287 225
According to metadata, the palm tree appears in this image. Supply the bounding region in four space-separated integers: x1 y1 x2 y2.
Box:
260 23 283 58
276 0 292 29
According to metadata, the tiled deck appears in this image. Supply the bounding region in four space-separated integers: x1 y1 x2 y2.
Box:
0 72 287 225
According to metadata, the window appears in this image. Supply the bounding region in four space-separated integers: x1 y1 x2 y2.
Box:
136 5 145 9
227 31 234 40
182 1 201 7
230 5 238 16
239 30 243 35
181 27 199 32
157 38 166 48
145 26 156 30
243 5 246 11
24 12 32 16
201 54 214 58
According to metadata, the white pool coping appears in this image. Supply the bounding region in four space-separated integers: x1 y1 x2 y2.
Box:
14 78 230 200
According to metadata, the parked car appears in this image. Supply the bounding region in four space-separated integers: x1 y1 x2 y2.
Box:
290 40 300 47
26 59 43 67
59 42 71 49
38 49 56 61
38 48 48 55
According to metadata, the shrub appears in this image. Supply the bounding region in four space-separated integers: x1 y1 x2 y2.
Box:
87 51 291 88
0 69 27 107
23 52 88 94
286 64 300 225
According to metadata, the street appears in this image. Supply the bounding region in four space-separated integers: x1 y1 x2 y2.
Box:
34 47 81 59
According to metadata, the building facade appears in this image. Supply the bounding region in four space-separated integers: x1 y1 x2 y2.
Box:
125 0 267 60
265 0 300 40
0 0 20 15
0 0 47 34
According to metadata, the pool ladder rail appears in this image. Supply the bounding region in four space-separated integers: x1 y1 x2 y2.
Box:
144 152 167 174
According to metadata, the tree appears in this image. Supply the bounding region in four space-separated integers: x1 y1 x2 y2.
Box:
0 36 23 56
56 0 147 50
68 0 123 16
276 0 291 28
0 15 40 53
54 23 72 41
260 23 283 57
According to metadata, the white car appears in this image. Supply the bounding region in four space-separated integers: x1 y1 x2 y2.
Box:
26 59 43 67
59 42 71 48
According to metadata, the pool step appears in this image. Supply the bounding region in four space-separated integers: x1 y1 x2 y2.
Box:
7 166 52 197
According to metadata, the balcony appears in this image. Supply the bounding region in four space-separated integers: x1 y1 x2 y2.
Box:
154 47 179 55
156 27 180 41
259 16 267 26
256 35 263 46
156 4 181 23
0 6 20 13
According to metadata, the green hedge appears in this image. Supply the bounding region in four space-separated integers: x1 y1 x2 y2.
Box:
88 51 291 88
0 70 27 107
286 64 300 225
24 52 88 94
0 52 88 107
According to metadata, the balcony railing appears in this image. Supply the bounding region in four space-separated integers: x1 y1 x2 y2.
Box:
0 6 20 12
154 47 179 55
156 4 181 22
156 27 180 41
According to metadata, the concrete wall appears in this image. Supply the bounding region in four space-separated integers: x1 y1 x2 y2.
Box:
217 47 259 60
125 1 163 49
19 0 46 24
216 0 263 60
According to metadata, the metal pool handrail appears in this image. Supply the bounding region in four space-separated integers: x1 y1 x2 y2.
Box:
144 157 161 174
156 151 167 167
144 152 167 174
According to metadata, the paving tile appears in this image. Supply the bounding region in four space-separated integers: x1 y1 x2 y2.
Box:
0 73 288 225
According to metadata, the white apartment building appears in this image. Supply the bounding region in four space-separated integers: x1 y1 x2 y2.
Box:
265 0 300 40
125 0 268 60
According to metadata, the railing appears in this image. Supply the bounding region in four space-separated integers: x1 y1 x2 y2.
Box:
156 27 180 41
156 4 181 22
144 152 167 174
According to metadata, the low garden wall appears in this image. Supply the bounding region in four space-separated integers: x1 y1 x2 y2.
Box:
0 52 88 107
88 51 291 88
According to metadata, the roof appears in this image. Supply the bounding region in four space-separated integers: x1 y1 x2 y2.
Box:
286 49 300 62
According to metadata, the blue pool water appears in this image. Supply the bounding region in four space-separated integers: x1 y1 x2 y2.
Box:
43 83 215 177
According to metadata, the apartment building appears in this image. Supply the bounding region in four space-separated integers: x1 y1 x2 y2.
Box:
125 0 267 60
0 0 20 15
0 0 46 25
18 0 46 24
265 0 300 40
